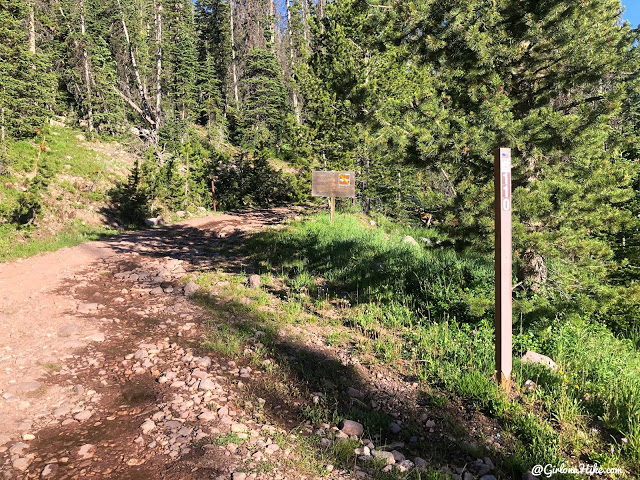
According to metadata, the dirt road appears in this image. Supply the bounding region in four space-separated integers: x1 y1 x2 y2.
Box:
0 208 313 480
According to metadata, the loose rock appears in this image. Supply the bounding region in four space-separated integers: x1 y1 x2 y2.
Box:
339 419 364 436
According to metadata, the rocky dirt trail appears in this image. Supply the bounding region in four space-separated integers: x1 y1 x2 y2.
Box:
0 207 507 480
0 208 332 480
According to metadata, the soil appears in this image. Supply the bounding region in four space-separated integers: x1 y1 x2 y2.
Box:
0 208 313 480
0 207 510 480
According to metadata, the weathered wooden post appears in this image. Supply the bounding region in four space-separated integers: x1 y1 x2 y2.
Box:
211 180 217 212
330 196 335 223
494 148 512 392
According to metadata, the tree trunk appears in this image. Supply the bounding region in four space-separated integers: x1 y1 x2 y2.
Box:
230 0 239 104
287 0 301 124
269 0 275 49
154 0 162 126
301 0 309 43
116 0 157 132
0 105 5 143
80 0 94 132
28 2 36 54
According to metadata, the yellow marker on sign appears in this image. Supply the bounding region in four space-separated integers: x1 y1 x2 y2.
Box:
339 174 350 186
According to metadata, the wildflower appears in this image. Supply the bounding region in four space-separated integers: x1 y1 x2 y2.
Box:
622 438 628 444
559 369 564 374
575 385 579 389
592 428 599 433
564 376 568 382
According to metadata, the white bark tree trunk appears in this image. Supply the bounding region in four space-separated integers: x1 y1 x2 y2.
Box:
230 0 239 104
154 0 162 124
287 0 300 124
28 3 36 54
80 0 94 132
116 0 157 131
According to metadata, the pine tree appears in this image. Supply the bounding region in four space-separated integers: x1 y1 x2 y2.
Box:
0 0 54 139
239 48 289 150
382 0 640 295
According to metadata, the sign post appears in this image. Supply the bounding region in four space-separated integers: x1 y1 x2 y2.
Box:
211 180 217 212
494 148 512 392
312 171 356 223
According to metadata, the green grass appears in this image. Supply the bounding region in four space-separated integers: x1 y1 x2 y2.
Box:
5 125 115 178
240 212 640 477
0 124 129 262
0 221 118 262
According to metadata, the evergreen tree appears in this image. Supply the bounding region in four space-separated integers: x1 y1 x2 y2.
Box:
381 0 639 295
239 48 289 150
0 0 54 139
195 0 232 108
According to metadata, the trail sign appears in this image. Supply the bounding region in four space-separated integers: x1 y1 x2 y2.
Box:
312 171 356 223
494 148 513 392
312 171 356 198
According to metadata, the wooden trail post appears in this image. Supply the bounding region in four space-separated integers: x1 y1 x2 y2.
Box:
330 196 335 222
211 180 216 212
495 148 512 392
312 171 356 223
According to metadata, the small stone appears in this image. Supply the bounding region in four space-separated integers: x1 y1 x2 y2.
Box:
184 282 199 297
520 350 558 371
231 423 248 433
479 476 497 480
402 235 419 247
41 463 58 478
74 410 93 422
198 411 215 422
77 444 96 459
77 303 98 314
347 387 363 398
397 460 414 472
12 457 32 472
86 332 105 342
22 434 35 441
339 420 364 436
248 275 261 288
425 419 436 428
10 381 42 394
9 443 29 456
198 378 216 391
391 450 405 462
390 422 402 434
413 457 428 470
141 419 156 435
371 450 395 465
232 473 247 480
524 379 537 392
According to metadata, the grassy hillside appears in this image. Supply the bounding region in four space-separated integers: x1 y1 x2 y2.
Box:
211 211 639 478
0 125 137 261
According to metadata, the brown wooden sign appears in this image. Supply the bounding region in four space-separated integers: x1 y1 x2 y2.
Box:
312 171 356 198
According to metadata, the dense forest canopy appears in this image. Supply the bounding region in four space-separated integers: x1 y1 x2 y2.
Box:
0 0 638 324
